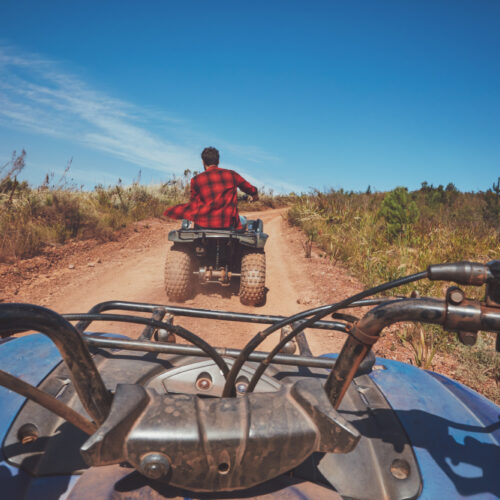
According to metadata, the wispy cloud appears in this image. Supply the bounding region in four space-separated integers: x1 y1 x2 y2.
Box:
0 45 300 193
220 142 282 165
0 46 206 175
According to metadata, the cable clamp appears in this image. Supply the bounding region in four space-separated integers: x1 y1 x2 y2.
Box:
349 324 379 345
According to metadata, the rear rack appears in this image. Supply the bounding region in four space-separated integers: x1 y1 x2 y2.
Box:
168 228 268 248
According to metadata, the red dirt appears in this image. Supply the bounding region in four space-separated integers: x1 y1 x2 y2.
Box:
1 208 348 353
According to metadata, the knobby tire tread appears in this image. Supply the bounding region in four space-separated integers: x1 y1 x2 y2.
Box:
239 252 266 306
164 248 193 302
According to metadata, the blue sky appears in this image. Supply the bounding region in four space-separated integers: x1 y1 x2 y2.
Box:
0 1 499 193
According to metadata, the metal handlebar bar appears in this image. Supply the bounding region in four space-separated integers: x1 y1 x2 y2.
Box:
0 304 112 424
0 261 499 492
325 296 500 408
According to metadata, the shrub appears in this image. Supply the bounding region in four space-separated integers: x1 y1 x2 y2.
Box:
378 187 419 240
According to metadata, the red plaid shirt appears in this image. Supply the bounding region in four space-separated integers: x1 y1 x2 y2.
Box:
163 166 257 229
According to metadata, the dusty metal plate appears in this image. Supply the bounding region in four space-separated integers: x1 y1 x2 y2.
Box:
67 464 341 500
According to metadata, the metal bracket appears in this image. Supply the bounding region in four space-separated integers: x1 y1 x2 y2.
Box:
81 379 360 492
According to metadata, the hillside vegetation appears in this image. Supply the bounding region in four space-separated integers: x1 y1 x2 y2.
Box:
2 151 498 400
0 152 183 262
0 151 288 262
289 181 500 402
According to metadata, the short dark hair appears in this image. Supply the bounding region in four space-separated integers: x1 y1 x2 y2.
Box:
201 147 219 166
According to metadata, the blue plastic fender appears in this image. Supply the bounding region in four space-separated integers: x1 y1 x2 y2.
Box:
0 334 80 500
2 336 499 499
323 353 500 499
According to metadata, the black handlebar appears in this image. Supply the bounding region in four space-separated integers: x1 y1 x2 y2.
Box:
427 259 500 285
325 295 500 408
0 304 112 424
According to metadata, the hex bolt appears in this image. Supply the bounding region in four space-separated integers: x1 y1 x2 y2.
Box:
236 381 248 394
390 458 410 480
457 331 478 346
197 377 211 390
139 452 171 480
17 423 39 445
447 287 465 305
195 372 213 391
235 376 249 394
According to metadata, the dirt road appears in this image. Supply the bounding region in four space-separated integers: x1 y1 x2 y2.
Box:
2 208 358 355
5 207 486 398
2 208 497 401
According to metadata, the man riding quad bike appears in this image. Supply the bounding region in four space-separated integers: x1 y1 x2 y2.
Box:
163 147 267 305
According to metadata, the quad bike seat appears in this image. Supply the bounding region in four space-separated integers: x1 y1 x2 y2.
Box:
182 218 264 234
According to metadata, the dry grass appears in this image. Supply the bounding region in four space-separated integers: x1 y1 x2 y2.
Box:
0 181 187 262
289 185 500 402
0 152 191 261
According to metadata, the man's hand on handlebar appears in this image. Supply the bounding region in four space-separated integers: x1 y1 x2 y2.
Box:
237 193 258 202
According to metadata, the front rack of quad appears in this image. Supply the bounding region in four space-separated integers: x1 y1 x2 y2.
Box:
0 260 499 495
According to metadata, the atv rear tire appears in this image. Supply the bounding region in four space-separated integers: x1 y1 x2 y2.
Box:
239 252 266 306
164 248 193 302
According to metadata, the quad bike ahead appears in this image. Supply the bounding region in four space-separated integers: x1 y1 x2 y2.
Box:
164 217 268 305
0 260 499 499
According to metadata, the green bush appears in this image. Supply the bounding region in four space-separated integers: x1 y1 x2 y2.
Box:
378 187 419 240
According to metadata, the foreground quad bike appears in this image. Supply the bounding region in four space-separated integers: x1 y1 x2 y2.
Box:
1 261 500 499
164 219 268 305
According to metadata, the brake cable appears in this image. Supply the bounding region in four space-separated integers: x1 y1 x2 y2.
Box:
223 270 428 397
64 313 230 377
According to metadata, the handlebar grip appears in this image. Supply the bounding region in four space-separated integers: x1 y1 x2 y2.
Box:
488 260 500 279
428 261 490 286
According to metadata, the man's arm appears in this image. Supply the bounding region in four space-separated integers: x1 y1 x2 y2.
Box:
233 172 258 200
163 202 189 220
163 177 199 219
